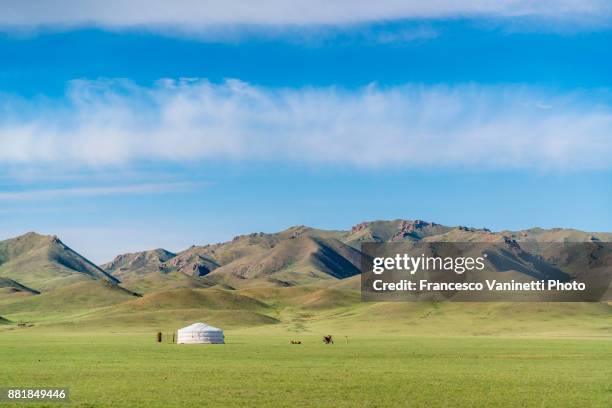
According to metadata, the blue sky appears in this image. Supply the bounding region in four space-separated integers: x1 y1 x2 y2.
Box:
0 1 611 262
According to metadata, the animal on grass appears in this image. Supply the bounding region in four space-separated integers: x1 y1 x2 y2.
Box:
323 335 334 344
290 340 302 344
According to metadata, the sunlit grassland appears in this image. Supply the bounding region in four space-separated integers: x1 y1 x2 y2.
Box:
1 329 610 407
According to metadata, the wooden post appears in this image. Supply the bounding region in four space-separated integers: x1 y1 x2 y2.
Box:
172 333 175 344
157 332 162 343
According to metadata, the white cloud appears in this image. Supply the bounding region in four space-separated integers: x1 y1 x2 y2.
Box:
0 1 609 30
0 79 611 170
0 182 201 201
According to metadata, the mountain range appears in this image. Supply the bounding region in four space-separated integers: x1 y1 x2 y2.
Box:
1 220 610 335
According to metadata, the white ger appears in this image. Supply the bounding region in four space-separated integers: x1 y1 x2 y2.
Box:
177 322 225 344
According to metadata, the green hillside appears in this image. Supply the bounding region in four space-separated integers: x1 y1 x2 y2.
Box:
0 232 119 292
113 270 215 294
0 277 40 296
112 288 269 312
0 220 609 336
0 280 139 322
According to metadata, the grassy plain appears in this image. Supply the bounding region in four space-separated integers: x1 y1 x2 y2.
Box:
1 328 611 408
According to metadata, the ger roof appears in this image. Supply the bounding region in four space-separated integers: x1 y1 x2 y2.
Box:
178 322 223 332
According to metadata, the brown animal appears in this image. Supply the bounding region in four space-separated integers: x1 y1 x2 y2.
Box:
323 335 333 344
290 340 302 344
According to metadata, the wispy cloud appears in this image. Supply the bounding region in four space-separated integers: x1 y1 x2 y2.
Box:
0 79 611 171
0 182 201 201
0 1 610 33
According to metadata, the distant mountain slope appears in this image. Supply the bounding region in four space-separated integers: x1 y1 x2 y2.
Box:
0 221 609 333
344 219 453 247
0 232 119 292
116 271 218 294
159 246 220 277
505 227 612 243
0 277 40 296
102 248 176 279
160 225 346 277
100 220 611 293
100 225 357 291
207 235 362 287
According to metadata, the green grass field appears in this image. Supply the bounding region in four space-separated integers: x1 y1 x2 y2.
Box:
1 328 611 407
